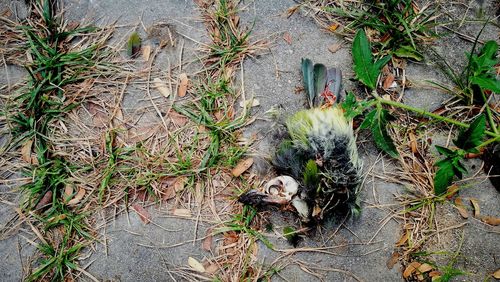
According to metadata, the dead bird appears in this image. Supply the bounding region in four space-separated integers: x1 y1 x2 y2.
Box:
239 60 362 224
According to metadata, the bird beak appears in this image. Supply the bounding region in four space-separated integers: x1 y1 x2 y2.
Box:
238 189 289 206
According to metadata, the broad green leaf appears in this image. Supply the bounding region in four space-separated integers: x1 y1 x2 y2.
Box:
341 92 368 119
470 76 500 93
313 64 327 105
352 29 377 89
394 45 424 61
371 108 398 158
434 158 455 195
452 158 467 179
360 109 376 129
479 40 498 59
453 114 486 151
352 29 392 90
301 58 315 107
127 32 141 57
435 145 455 157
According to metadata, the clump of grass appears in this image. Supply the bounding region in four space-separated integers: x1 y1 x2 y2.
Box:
1 0 118 280
305 0 440 60
197 0 267 76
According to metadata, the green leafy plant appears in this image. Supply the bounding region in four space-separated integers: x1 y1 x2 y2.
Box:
349 28 500 195
215 205 274 249
352 29 391 90
433 115 486 195
360 106 399 158
323 0 437 60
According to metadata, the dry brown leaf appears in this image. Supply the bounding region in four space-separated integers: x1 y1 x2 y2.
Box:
178 73 188 97
169 111 188 126
403 261 421 278
173 177 186 192
386 251 400 269
408 131 417 153
493 268 500 279
153 78 170 98
64 184 74 203
395 231 409 246
283 32 292 44
68 188 85 206
446 184 459 199
417 263 433 273
480 215 500 226
383 73 395 90
231 158 254 177
205 263 219 274
470 198 480 217
88 102 108 127
454 197 469 219
142 45 151 61
132 204 151 224
202 230 213 251
35 191 53 209
188 257 205 272
21 139 33 163
429 271 441 278
327 23 339 32
173 208 191 217
328 43 342 53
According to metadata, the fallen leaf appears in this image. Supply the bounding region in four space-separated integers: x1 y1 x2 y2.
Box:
417 263 433 273
178 73 188 97
446 184 459 199
480 215 500 226
68 188 86 206
239 98 260 108
403 261 421 278
454 197 469 219
153 78 170 97
408 131 417 153
21 139 33 164
327 23 339 32
205 263 218 274
131 204 151 224
470 198 480 217
328 43 342 53
188 257 205 272
493 268 500 279
383 73 395 90
173 177 186 192
142 45 151 61
429 271 441 277
202 230 213 251
395 231 409 246
35 191 53 210
283 32 292 44
64 184 74 203
173 208 191 217
169 111 188 126
386 251 400 269
231 158 254 177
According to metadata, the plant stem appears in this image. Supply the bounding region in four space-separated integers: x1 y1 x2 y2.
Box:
371 91 500 139
482 90 498 135
477 135 500 149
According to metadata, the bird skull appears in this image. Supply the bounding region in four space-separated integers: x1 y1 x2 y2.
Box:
264 176 298 201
